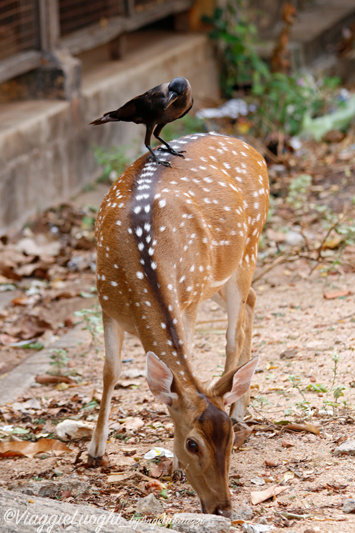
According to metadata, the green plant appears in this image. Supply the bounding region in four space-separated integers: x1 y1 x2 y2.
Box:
93 145 131 183
335 218 355 246
307 383 328 393
81 204 98 231
325 354 348 410
81 399 99 410
49 349 69 375
205 2 341 135
253 74 340 137
251 395 273 410
75 306 103 351
310 207 354 272
288 374 312 416
20 341 44 350
286 174 312 212
203 0 269 97
285 354 349 418
331 353 340 388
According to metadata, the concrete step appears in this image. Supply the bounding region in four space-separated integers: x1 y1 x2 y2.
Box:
258 0 355 72
290 0 355 65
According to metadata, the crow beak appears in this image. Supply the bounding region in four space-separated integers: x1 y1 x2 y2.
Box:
167 90 179 106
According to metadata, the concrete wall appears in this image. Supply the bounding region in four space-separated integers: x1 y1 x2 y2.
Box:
0 32 219 236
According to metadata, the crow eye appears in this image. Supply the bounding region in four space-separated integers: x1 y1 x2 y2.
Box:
186 438 199 454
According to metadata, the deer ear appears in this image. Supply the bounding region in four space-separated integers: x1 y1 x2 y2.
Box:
210 357 259 406
146 352 178 407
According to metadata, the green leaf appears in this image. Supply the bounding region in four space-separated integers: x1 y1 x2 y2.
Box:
12 427 30 434
20 341 44 350
307 383 328 393
81 399 99 410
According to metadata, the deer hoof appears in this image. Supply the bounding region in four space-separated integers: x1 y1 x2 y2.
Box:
88 454 109 467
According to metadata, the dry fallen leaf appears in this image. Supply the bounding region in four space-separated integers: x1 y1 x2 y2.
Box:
15 259 54 278
35 375 75 385
56 419 94 440
324 290 351 300
115 379 142 389
120 417 144 432
283 471 295 482
266 228 287 243
285 423 320 435
146 480 165 494
113 456 137 467
250 484 288 505
149 459 173 479
0 333 20 345
233 428 252 448
16 234 61 257
0 438 71 458
107 472 134 484
7 314 53 340
321 235 344 250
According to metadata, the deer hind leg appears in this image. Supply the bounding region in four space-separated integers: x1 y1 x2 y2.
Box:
88 312 124 464
216 272 256 422
229 287 256 421
182 303 199 353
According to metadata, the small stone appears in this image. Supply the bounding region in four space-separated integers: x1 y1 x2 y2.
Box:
264 459 279 468
243 523 272 533
10 480 90 498
250 476 265 486
334 440 355 456
282 439 294 448
255 366 264 373
135 493 164 516
279 349 297 360
172 512 231 533
284 231 304 247
231 504 254 521
342 499 355 513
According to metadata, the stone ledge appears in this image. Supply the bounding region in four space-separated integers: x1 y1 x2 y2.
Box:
0 487 177 532
0 32 219 236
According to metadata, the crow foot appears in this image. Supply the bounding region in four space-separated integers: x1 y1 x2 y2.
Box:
158 146 186 157
149 155 172 167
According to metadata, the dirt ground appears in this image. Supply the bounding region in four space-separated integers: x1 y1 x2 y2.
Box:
0 264 354 532
0 135 355 532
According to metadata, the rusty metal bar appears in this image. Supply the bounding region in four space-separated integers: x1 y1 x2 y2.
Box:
0 0 193 86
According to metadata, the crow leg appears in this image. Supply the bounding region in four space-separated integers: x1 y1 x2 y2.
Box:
147 144 172 167
145 125 171 167
154 125 185 158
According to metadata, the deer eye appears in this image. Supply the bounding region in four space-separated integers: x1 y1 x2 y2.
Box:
186 438 199 454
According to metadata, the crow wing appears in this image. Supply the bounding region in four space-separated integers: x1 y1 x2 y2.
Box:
115 83 169 124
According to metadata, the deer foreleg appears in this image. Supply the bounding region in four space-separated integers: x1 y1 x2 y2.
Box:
88 314 124 464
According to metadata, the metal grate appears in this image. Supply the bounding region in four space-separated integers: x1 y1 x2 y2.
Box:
0 0 39 61
59 0 126 37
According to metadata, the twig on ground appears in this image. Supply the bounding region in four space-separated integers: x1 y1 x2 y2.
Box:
253 254 292 283
314 211 346 262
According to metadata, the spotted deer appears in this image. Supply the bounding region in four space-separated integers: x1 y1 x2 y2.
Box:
89 133 269 516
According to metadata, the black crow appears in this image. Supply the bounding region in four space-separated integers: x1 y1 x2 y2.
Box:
90 77 193 167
